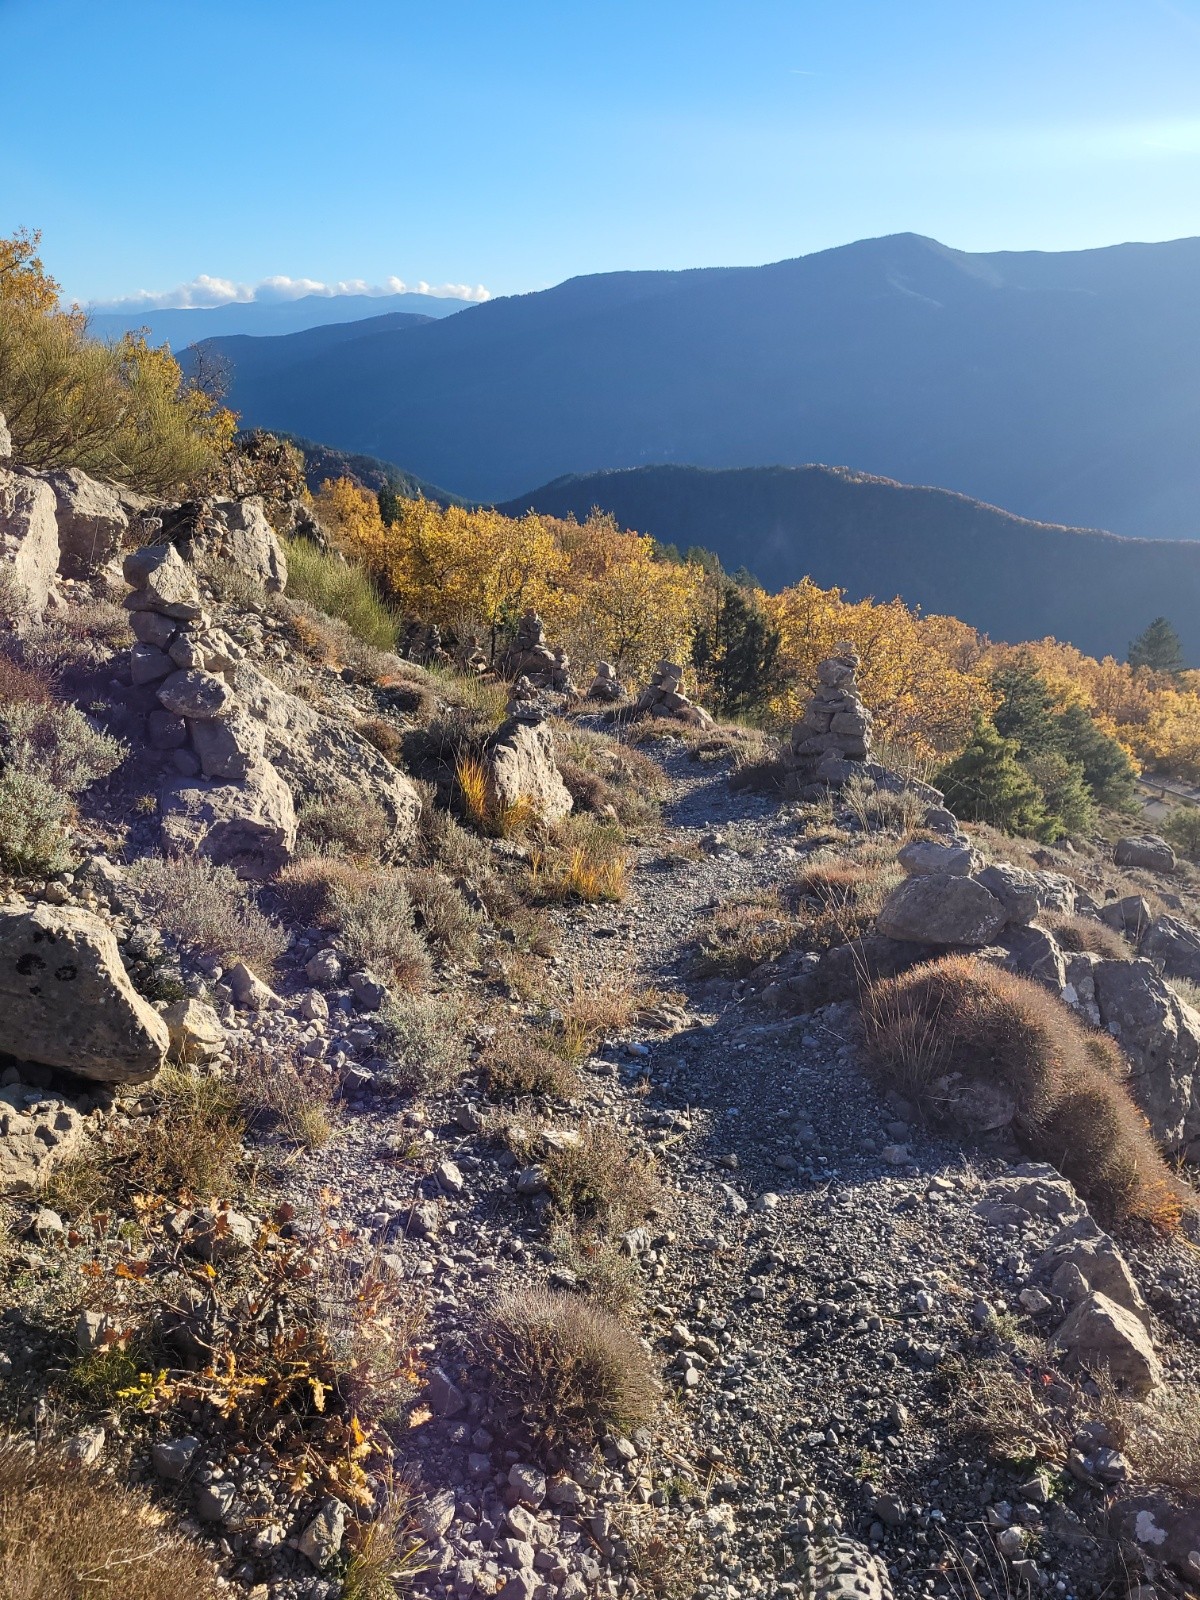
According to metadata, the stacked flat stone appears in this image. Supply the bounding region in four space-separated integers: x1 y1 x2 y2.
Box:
399 620 449 666
456 633 489 675
630 660 714 728
123 544 296 877
789 647 873 779
587 660 625 701
501 608 575 692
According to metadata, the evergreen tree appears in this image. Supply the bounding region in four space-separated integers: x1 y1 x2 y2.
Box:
377 485 402 527
1022 750 1096 839
991 660 1060 757
1054 702 1137 808
691 579 784 716
1128 617 1185 674
935 714 1048 837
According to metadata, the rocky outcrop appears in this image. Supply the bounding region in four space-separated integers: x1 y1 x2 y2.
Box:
484 717 574 824
1115 833 1176 874
0 902 169 1083
233 660 420 856
1053 1290 1161 1395
1141 914 1200 984
875 873 1008 946
1091 957 1200 1157
164 496 288 593
44 467 128 578
160 761 297 881
974 862 1040 924
0 467 59 618
0 1086 87 1193
629 660 713 728
788 648 872 781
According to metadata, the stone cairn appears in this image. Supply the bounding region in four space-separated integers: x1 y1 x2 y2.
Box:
788 645 873 782
455 633 489 676
587 660 625 702
398 620 450 666
500 608 575 692
629 660 713 728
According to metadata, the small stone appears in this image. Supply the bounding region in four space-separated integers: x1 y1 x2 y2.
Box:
152 1435 202 1482
63 1425 105 1466
226 962 282 1011
426 1367 466 1417
436 1160 465 1196
296 1498 347 1569
32 1207 63 1239
305 949 342 985
1019 1286 1053 1315
348 970 387 1011
509 1463 547 1508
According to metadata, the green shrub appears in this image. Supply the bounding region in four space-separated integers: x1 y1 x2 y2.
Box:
131 856 287 971
378 992 466 1092
935 713 1049 838
0 695 124 876
331 876 432 991
1164 805 1200 863
3 699 124 793
282 535 399 651
0 768 73 875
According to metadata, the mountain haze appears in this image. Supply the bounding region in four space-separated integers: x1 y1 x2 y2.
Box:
190 232 1200 537
87 289 464 350
500 463 1200 664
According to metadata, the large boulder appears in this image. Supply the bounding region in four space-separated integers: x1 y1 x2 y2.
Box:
974 862 1040 924
160 758 297 880
1092 957 1200 1156
997 922 1067 990
189 497 288 593
1111 1492 1200 1586
875 873 1007 946
1141 915 1200 985
0 467 59 617
1115 834 1176 875
123 543 204 620
44 468 128 578
485 718 573 824
1053 1290 1162 1395
0 902 169 1082
233 661 420 856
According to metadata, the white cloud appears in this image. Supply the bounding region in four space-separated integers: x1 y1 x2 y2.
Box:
89 272 491 312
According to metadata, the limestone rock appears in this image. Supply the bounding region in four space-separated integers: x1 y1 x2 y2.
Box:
789 648 873 772
998 922 1067 990
1141 915 1200 985
897 838 977 877
0 412 10 459
0 467 59 617
974 862 1041 924
146 709 188 750
485 717 573 824
123 542 204 620
205 497 288 593
1035 1223 1150 1330
44 467 128 578
160 758 297 880
0 902 168 1082
1031 870 1077 915
234 660 419 856
130 608 177 648
189 711 266 781
1092 956 1200 1156
162 998 225 1063
0 1087 87 1193
875 873 1007 946
1115 834 1176 875
227 962 282 1011
157 668 235 721
1053 1290 1161 1395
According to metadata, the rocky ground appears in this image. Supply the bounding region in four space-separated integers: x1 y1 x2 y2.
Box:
6 461 1200 1600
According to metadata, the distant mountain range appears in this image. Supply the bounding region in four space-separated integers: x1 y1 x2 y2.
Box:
277 433 459 504
178 231 1200 538
86 289 464 351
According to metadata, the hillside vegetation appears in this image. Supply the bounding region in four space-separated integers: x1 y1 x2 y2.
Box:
500 462 1200 665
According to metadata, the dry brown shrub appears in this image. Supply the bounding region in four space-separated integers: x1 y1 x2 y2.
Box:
1043 912 1130 959
863 955 1188 1231
477 1289 659 1461
693 890 800 976
358 715 405 765
238 1044 336 1150
296 790 392 861
404 866 478 960
0 654 52 706
0 1440 220 1600
274 855 375 927
541 1120 661 1233
481 1024 579 1100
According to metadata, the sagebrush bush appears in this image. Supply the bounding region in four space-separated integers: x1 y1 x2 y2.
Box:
132 856 287 971
477 1289 658 1461
403 867 478 961
0 1439 220 1600
330 876 432 991
481 1024 579 1100
378 993 466 1092
541 1121 661 1234
2 700 125 794
297 790 392 860
693 890 800 976
0 694 124 877
863 956 1187 1230
0 769 73 876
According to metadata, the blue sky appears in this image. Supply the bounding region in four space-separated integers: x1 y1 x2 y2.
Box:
4 0 1200 307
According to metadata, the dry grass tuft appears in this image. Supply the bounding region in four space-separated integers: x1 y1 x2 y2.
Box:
863 955 1188 1231
238 1046 336 1150
1042 912 1129 960
530 818 630 905
0 1440 220 1599
477 1289 659 1461
547 977 638 1062
454 752 534 838
541 1121 661 1234
693 890 800 976
132 856 287 972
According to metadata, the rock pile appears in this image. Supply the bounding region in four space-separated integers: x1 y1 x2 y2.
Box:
399 620 450 666
500 608 575 692
629 660 713 728
587 660 625 701
788 646 873 782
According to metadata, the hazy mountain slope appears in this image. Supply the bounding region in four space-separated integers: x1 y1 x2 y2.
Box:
179 312 432 393
87 289 464 349
500 463 1200 663
193 232 1200 534
276 433 461 504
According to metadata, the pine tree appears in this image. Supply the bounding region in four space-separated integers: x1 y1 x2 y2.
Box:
935 714 1048 837
691 580 783 715
1054 702 1137 808
1128 617 1185 674
991 660 1060 757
